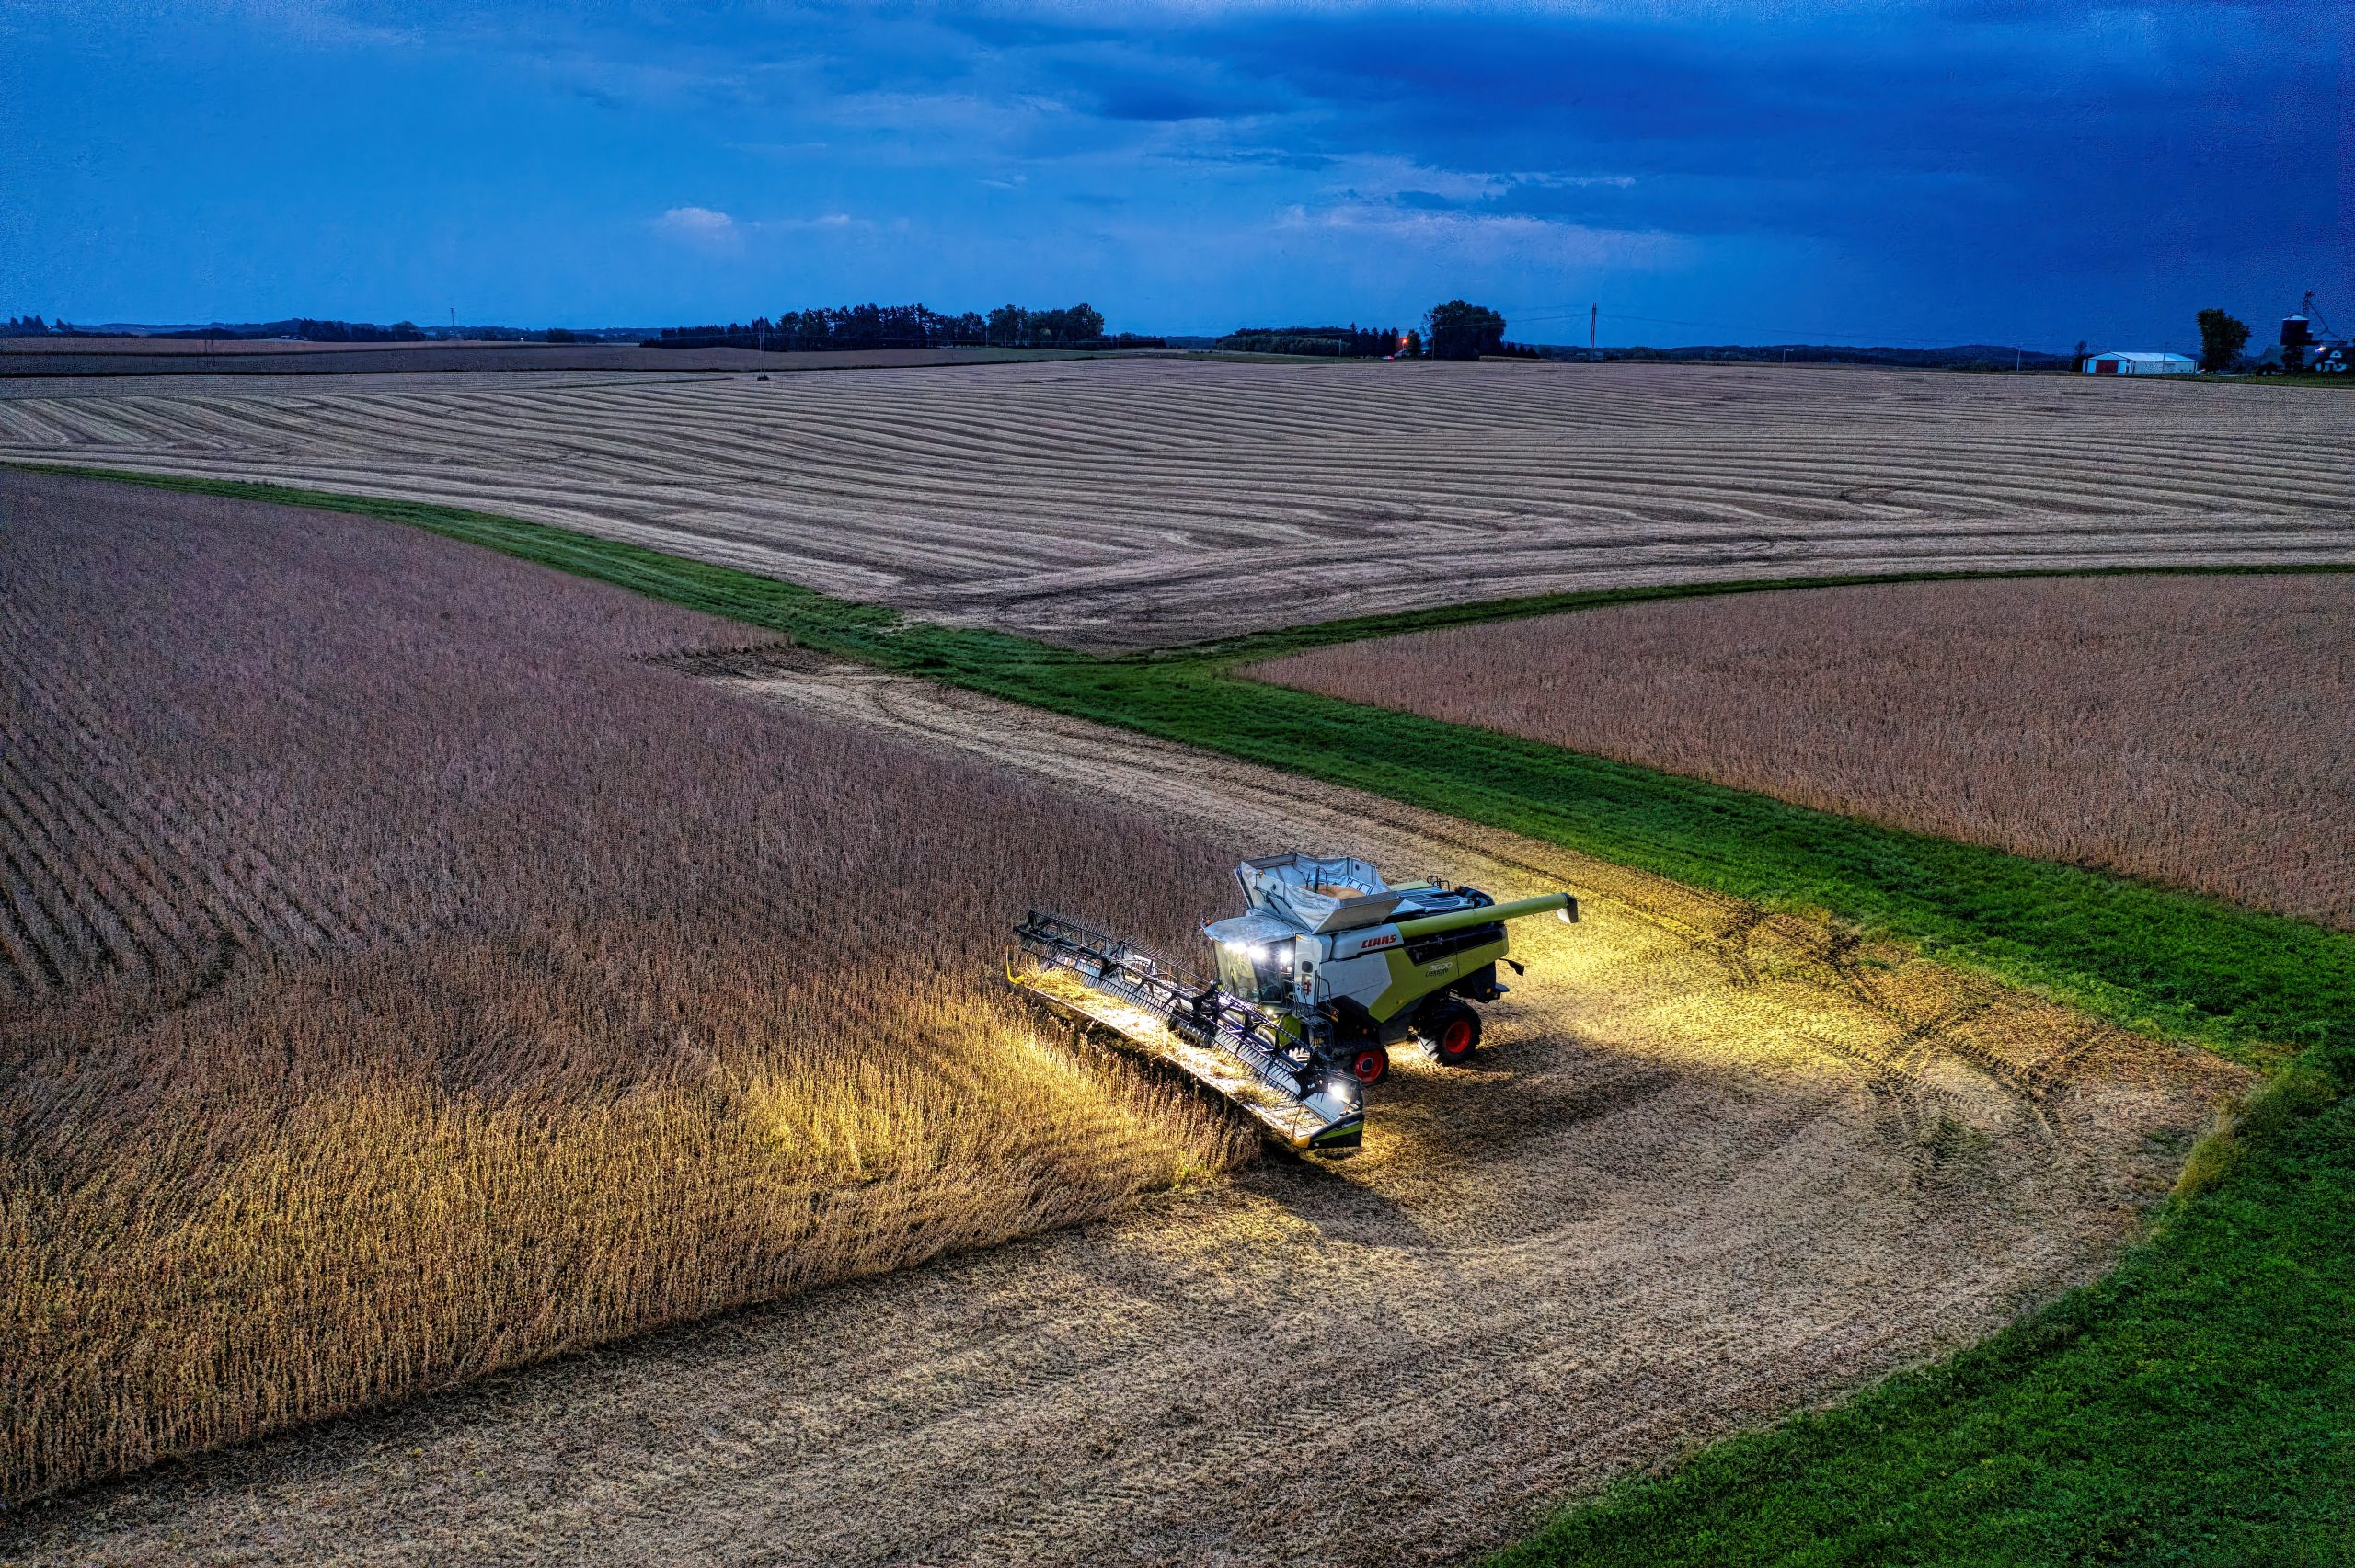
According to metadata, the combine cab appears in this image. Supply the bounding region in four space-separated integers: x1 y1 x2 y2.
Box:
1011 853 1575 1155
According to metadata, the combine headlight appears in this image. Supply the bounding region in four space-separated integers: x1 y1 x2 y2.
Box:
1302 1069 1362 1122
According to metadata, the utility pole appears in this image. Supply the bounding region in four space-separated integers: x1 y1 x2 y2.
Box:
1589 303 1598 362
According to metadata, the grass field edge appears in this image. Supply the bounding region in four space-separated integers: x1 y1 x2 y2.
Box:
1484 1067 2354 1566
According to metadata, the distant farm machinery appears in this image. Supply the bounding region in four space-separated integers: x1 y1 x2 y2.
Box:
1010 853 1575 1155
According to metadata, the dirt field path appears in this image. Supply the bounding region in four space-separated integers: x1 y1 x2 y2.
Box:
1 661 2246 1566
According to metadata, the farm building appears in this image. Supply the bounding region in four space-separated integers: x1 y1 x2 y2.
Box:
2083 350 2197 376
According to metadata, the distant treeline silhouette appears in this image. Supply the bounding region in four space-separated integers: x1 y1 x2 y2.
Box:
180 318 434 342
648 303 1159 352
3 315 438 342
1216 324 1408 358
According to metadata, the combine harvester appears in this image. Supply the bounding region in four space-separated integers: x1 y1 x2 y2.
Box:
1011 853 1575 1156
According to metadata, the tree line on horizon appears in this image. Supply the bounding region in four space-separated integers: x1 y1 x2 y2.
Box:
650 296 1534 361
17 301 2316 370
1212 303 1526 361
647 303 1159 352
1 315 442 342
1215 324 1412 358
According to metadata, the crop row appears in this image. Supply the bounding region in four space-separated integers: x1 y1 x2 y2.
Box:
1 360 2345 647
1253 573 2355 931
0 470 1247 1503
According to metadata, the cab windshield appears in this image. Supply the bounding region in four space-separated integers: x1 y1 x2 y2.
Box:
1217 942 1294 1005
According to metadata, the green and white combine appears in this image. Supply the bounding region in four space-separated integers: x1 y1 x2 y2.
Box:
1010 853 1576 1155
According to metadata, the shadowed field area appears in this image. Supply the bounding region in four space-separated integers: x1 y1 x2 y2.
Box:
1 359 2346 647
1253 573 2355 929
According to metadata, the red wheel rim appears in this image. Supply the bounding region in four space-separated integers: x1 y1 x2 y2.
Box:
1441 1019 1474 1057
1351 1049 1385 1083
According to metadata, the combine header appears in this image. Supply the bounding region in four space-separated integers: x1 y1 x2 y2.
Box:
1011 853 1575 1155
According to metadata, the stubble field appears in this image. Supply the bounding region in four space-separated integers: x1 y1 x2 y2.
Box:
1253 573 2355 929
2 358 2347 648
0 472 2250 1563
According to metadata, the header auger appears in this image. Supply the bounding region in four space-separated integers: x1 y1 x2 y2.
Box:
1010 853 1576 1156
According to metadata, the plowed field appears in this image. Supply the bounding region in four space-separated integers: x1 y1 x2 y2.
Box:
4 620 2246 1565
3 359 2345 647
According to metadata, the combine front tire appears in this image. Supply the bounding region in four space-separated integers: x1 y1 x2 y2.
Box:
1421 1001 1482 1066
1349 1047 1390 1085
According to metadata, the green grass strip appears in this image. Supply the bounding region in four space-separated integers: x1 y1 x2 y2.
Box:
1492 1070 2355 1567
20 462 2352 1562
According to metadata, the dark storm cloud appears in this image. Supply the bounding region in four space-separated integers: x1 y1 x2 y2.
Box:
1177 2 2339 260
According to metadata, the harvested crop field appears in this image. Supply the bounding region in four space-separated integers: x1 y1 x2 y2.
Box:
1252 573 2355 930
3 483 2247 1563
2 358 2347 648
0 470 1247 1504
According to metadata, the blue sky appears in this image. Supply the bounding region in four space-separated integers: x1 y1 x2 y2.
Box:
3 2 2343 349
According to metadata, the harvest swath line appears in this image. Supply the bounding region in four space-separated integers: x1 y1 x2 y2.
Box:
4 360 2345 647
13 464 2351 1562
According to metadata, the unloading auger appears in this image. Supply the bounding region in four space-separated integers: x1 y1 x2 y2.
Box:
1009 853 1576 1156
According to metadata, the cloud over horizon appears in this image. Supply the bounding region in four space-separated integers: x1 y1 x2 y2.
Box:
653 205 741 250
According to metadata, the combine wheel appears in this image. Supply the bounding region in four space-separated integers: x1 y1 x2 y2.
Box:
1348 1047 1390 1085
1421 1001 1483 1066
